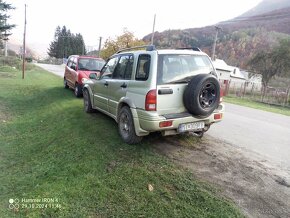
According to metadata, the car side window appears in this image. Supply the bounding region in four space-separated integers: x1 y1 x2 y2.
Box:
71 57 77 70
136 54 151 81
112 55 133 80
67 57 73 68
100 56 119 79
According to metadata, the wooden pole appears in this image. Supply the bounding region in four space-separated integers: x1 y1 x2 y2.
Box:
98 37 102 58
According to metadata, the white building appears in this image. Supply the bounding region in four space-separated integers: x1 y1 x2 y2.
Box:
212 59 262 94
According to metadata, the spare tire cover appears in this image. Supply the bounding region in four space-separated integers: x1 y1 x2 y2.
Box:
183 74 220 118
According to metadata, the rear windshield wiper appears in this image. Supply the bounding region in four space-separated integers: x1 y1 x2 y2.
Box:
165 76 194 84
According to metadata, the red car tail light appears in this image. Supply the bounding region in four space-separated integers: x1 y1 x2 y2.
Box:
145 89 157 111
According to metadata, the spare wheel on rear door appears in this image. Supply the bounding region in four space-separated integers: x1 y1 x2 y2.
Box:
183 74 220 118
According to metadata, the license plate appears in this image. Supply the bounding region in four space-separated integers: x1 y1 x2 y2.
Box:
178 121 205 133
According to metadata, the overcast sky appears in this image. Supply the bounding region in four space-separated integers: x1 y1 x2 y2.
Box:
9 0 262 53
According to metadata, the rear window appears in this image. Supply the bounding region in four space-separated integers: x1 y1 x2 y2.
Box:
78 58 105 71
157 54 214 84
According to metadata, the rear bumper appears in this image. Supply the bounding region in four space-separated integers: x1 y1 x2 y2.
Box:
132 104 225 136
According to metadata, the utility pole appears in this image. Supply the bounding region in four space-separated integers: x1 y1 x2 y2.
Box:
98 37 102 58
151 14 156 45
22 4 27 79
211 26 222 61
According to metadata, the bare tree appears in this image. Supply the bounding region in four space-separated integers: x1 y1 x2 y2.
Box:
248 39 290 101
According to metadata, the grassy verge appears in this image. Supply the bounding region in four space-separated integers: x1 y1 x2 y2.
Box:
224 96 290 116
0 66 244 217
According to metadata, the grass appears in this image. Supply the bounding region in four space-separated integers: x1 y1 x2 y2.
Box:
224 96 290 116
0 65 244 217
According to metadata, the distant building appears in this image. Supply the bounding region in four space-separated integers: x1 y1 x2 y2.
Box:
213 59 262 95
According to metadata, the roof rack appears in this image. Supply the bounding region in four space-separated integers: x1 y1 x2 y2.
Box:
117 45 156 53
176 47 201 52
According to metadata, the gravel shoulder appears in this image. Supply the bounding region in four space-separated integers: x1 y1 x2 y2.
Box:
151 134 290 218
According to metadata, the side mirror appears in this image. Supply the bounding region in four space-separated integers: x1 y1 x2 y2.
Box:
89 73 98 80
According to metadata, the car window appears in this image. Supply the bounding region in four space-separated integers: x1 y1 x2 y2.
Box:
71 57 77 70
136 54 151 81
112 55 133 80
100 56 119 79
78 58 105 71
157 54 214 84
67 57 73 68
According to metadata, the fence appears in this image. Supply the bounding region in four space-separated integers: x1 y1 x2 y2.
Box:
221 81 290 108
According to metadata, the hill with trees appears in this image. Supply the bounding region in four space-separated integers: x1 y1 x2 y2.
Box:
143 0 290 68
239 0 290 18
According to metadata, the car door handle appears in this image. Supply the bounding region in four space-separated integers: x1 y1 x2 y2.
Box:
104 81 109 87
120 83 127 88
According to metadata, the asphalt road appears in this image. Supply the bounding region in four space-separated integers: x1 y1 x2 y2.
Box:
208 103 290 169
35 63 65 77
37 63 290 170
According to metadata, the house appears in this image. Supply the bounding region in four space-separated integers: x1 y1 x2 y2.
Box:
212 59 262 95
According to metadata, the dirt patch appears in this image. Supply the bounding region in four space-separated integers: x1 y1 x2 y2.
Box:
151 134 290 218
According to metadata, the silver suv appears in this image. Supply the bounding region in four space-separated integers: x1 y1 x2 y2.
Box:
83 45 224 144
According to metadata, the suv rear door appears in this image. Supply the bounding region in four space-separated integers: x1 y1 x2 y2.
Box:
156 54 214 115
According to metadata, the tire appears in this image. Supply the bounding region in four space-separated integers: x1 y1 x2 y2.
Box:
183 74 220 118
64 78 69 89
118 106 142 144
83 89 94 113
74 83 82 98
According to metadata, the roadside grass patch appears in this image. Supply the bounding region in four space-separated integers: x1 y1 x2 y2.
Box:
224 96 290 116
0 67 244 217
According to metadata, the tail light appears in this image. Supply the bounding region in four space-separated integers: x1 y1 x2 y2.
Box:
214 113 223 120
145 89 156 111
159 120 173 128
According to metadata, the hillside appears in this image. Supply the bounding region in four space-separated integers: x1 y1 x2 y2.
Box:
239 0 290 18
143 0 290 68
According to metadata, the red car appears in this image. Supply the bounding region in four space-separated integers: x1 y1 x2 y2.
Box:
64 55 105 97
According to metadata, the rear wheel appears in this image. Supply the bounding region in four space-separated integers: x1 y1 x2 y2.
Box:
83 89 94 113
74 83 82 98
64 78 69 89
118 106 142 144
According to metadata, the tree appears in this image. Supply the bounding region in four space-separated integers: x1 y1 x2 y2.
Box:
101 29 145 60
48 26 86 58
248 39 290 100
0 0 15 47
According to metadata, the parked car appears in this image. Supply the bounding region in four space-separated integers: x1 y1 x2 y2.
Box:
83 45 224 144
64 55 105 97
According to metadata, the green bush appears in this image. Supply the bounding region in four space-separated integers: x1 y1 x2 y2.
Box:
0 56 34 71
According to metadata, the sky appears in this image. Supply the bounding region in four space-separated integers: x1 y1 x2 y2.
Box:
8 0 262 56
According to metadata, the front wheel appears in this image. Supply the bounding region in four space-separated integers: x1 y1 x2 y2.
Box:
83 89 94 113
74 83 82 98
118 106 142 144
